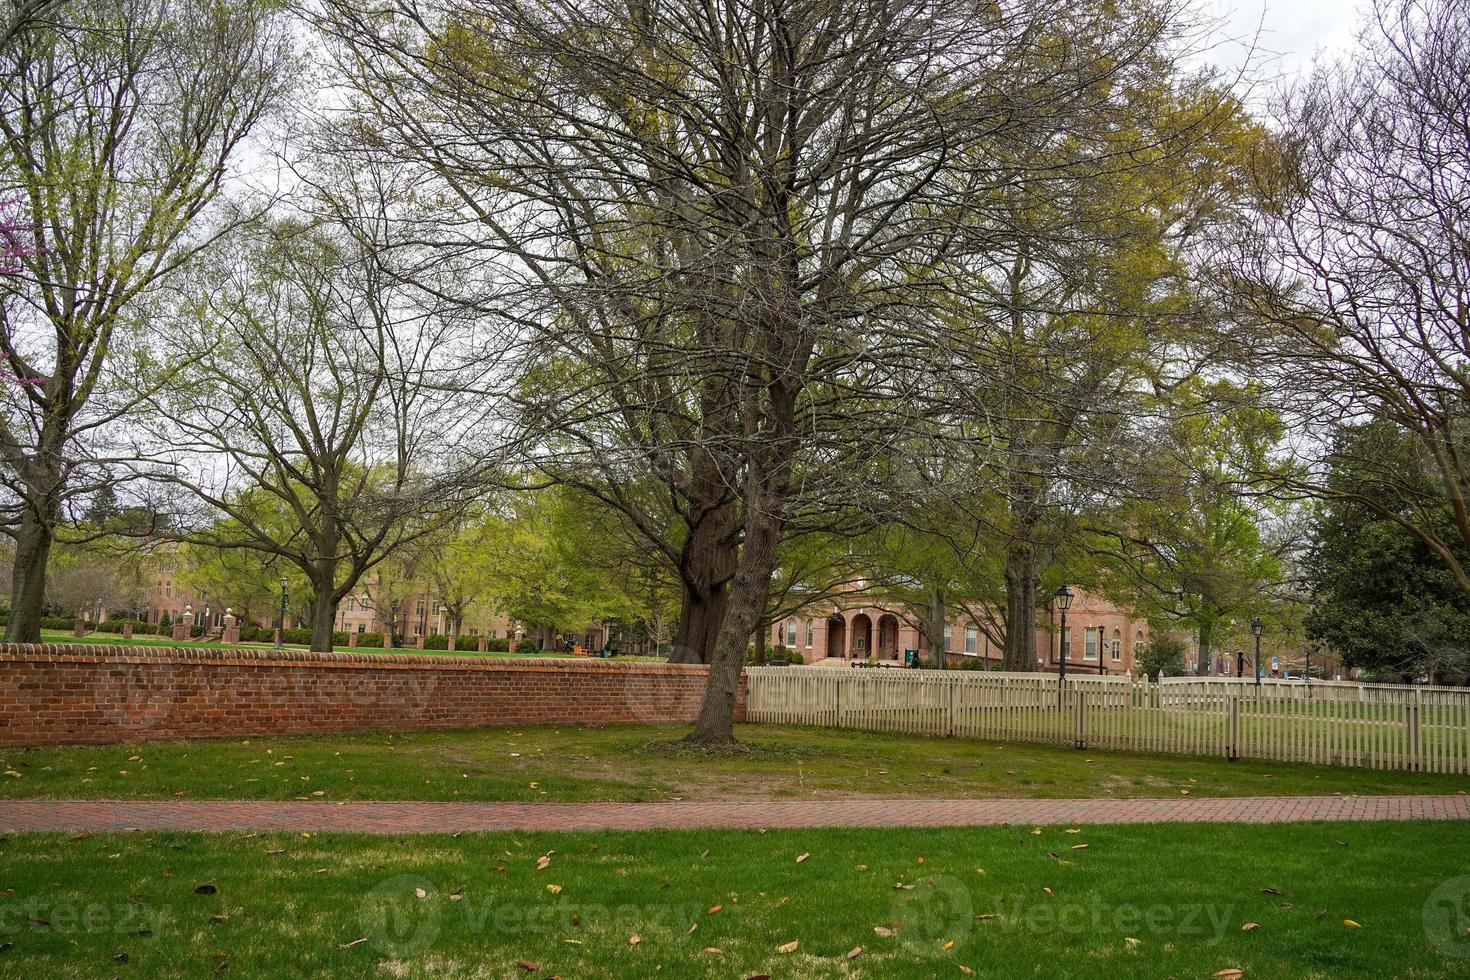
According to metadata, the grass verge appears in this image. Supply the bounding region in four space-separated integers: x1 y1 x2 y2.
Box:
4 723 1470 803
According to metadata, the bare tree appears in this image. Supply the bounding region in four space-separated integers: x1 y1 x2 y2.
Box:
1227 0 1470 598
0 0 291 640
143 173 489 651
321 0 1216 743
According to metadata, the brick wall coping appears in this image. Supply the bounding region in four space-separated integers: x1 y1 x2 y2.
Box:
0 643 712 675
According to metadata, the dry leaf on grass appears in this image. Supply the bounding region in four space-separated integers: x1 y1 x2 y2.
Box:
777 940 799 953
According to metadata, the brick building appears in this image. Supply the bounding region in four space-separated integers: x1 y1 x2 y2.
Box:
767 585 1165 675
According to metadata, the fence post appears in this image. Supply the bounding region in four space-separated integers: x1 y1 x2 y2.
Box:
833 674 841 729
1074 690 1087 750
1407 700 1422 772
948 678 956 738
1227 695 1239 761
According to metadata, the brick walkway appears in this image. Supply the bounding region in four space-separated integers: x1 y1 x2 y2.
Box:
1 795 1466 833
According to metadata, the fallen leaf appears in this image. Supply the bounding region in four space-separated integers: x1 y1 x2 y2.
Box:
537 855 552 871
846 946 863 959
1070 844 1089 850
414 887 428 899
628 934 641 946
1343 919 1362 928
777 940 799 953
1124 937 1141 949
701 947 722 955
338 938 368 949
515 961 537 972
1043 887 1054 895
1030 827 1043 836
194 884 218 896
874 926 896 937
1065 828 1082 834
1242 922 1259 931
959 967 975 976
1260 887 1285 896
707 905 722 914
546 884 562 894
1212 970 1245 979
942 939 955 950
795 853 809 863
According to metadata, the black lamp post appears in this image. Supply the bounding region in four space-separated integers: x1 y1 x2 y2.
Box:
389 599 400 646
1055 585 1073 709
1098 624 1106 676
1235 648 1244 678
276 576 288 650
1250 617 1264 689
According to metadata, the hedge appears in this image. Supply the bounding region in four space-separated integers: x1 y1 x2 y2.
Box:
353 631 383 648
454 634 480 651
422 633 450 650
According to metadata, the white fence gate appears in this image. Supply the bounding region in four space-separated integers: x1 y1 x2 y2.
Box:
744 668 1470 774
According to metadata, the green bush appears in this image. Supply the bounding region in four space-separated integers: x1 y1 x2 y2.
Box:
1137 634 1188 679
42 616 77 631
485 636 511 652
422 633 450 650
281 626 312 646
454 634 480 652
332 630 350 646
354 631 383 648
953 657 992 670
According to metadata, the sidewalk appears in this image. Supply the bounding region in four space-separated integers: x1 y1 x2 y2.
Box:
2 794 1466 833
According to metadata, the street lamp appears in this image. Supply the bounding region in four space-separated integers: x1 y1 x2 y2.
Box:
276 576 288 650
1055 585 1074 709
1250 617 1264 689
1097 623 1106 676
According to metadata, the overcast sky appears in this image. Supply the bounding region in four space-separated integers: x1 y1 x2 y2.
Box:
1204 0 1365 77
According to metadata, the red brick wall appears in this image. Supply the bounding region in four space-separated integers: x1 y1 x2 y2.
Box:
0 645 746 748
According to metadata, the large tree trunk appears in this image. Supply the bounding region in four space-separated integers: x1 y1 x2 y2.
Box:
309 577 338 652
1002 538 1039 670
687 374 798 746
6 502 57 643
688 500 784 745
926 584 947 669
669 492 737 664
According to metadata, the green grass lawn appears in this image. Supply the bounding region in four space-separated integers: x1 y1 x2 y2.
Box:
0 821 1465 978
5 724 1470 803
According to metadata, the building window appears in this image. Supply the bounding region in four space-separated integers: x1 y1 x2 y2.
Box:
785 619 798 647
164 582 172 598
347 597 355 611
1135 630 1144 654
805 620 813 648
964 626 977 654
943 625 952 651
356 623 364 633
1084 627 1098 661
1060 627 1070 660
1112 629 1121 661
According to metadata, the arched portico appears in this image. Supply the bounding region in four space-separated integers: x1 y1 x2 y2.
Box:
877 613 900 660
849 613 873 658
826 614 846 658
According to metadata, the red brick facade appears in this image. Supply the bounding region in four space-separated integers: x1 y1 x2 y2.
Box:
0 645 743 748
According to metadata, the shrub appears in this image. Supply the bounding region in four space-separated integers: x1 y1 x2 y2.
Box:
159 613 172 629
1137 634 1188 679
455 634 480 652
953 657 992 670
485 636 511 652
332 630 350 646
281 626 312 646
422 633 450 650
354 631 383 648
41 616 76 631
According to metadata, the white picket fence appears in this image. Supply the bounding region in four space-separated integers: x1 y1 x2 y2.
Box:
744 667 1470 774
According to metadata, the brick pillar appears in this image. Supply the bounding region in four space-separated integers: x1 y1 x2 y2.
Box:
415 634 425 649
221 609 240 645
348 630 357 647
508 637 518 654
121 621 133 640
174 608 194 642
383 628 394 649
271 627 281 646
73 616 86 637
477 635 487 653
